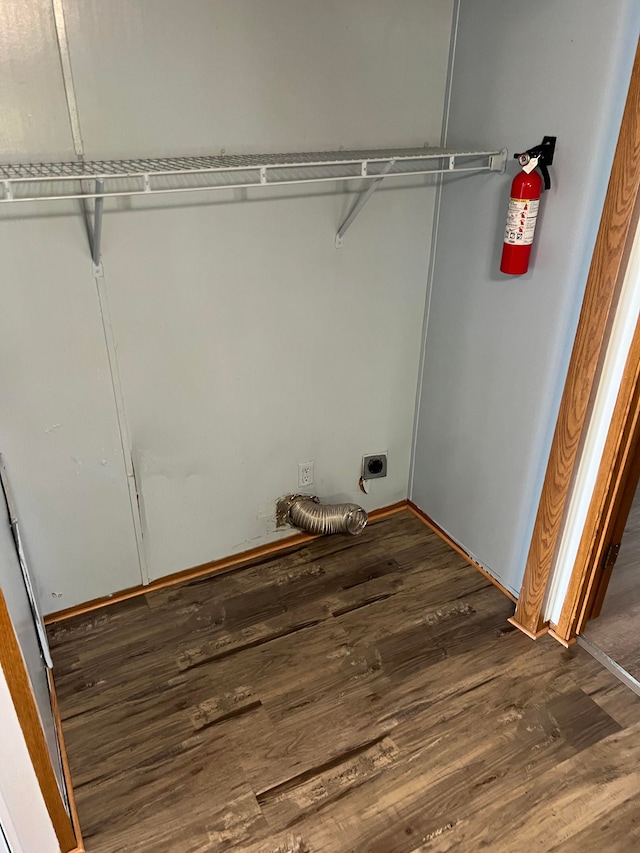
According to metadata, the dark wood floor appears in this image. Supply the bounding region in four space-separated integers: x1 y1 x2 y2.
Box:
586 487 640 683
49 511 640 853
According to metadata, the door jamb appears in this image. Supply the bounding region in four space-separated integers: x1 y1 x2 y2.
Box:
589 420 640 620
510 38 640 638
0 590 77 853
555 292 640 640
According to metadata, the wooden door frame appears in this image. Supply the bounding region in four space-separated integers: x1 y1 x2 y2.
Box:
554 288 640 640
585 394 640 622
510 38 640 639
0 590 77 853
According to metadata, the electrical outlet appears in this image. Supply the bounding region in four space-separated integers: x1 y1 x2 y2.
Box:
363 453 387 479
298 461 314 488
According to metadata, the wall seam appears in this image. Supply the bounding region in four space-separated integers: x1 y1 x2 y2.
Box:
51 0 84 158
93 271 149 586
52 0 148 587
408 0 461 500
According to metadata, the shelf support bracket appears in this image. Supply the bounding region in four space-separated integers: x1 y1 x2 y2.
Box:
335 160 396 247
490 148 509 173
83 179 104 275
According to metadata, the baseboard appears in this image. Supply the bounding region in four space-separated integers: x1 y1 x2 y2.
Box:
548 625 577 647
506 616 549 640
47 669 84 852
406 501 518 604
45 500 409 625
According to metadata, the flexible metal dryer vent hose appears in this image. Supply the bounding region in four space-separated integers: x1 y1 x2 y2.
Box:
287 495 368 536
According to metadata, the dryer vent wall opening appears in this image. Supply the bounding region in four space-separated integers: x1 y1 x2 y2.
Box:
278 495 368 536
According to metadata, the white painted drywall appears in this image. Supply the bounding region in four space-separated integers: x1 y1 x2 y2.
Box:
62 0 453 159
97 183 438 578
0 0 144 613
0 0 75 161
0 1 454 602
0 210 146 610
0 494 64 796
61 0 454 580
67 0 451 578
0 669 60 853
411 0 640 596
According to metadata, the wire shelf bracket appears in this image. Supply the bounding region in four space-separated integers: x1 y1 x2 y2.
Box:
82 179 104 275
0 147 508 259
336 147 508 247
335 160 397 248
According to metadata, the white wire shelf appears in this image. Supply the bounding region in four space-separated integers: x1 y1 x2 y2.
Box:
0 147 506 203
0 146 507 264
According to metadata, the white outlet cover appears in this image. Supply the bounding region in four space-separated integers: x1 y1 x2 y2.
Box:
298 461 314 488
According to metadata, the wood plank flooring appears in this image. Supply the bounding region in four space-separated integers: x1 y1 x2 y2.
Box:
48 511 640 853
585 486 640 682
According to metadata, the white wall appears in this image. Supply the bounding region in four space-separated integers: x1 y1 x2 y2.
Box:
0 0 454 606
0 0 75 162
0 211 146 609
0 0 144 611
0 669 60 853
411 0 640 595
101 184 440 579
63 0 453 159
0 494 64 795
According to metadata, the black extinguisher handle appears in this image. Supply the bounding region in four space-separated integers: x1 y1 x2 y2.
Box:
514 135 556 191
538 160 552 191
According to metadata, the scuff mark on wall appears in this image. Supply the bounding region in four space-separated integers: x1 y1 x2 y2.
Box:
44 423 61 433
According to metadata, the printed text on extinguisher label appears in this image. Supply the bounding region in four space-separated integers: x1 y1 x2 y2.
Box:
504 198 539 246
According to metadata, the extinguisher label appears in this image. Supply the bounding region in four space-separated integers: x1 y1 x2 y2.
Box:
504 198 539 245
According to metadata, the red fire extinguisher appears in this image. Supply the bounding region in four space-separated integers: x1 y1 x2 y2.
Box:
500 136 556 275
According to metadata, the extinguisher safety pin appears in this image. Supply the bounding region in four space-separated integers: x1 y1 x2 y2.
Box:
521 155 540 175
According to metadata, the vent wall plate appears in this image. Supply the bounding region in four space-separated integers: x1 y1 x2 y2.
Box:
362 454 387 479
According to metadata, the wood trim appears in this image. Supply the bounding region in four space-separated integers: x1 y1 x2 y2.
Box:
506 617 549 641
406 501 517 603
589 423 640 619
548 626 577 648
362 500 409 522
46 501 409 624
0 590 77 852
555 308 640 641
47 668 84 853
512 39 640 636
